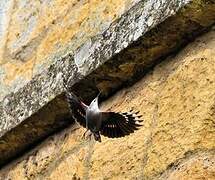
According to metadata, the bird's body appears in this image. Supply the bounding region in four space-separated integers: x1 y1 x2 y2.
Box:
86 110 102 131
66 91 143 142
86 95 101 131
86 107 102 142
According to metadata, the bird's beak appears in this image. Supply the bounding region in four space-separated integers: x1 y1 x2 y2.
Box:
95 92 101 104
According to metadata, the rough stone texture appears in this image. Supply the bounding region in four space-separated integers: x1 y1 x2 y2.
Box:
159 151 215 180
0 93 75 168
0 0 140 94
72 0 215 99
0 0 214 168
0 0 189 99
0 0 207 166
0 26 215 179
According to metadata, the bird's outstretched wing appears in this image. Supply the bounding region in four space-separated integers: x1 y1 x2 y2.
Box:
100 109 143 138
66 92 88 128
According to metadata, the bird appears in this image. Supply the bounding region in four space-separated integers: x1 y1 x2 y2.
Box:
66 91 143 142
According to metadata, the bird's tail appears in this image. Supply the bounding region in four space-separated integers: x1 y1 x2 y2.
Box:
93 132 101 142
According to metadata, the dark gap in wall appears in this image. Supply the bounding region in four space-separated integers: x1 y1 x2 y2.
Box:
71 22 214 104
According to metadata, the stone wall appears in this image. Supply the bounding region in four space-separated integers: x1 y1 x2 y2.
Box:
4 0 215 167
0 26 214 180
0 0 214 178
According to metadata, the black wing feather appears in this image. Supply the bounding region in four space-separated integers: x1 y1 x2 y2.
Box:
100 111 143 138
66 92 87 128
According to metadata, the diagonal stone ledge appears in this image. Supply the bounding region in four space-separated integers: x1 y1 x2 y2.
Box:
0 0 214 167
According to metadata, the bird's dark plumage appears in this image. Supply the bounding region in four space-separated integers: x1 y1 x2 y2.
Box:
66 91 87 127
66 91 143 142
100 111 143 138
